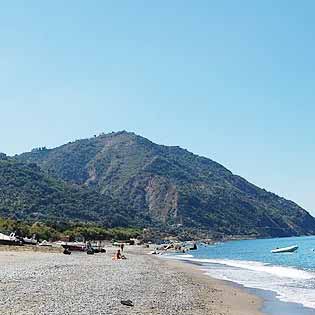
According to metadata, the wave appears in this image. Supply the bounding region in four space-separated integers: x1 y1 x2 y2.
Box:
168 256 314 280
166 255 315 308
173 254 194 258
198 258 314 280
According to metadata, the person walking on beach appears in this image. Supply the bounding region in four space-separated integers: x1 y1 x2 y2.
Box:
120 243 124 252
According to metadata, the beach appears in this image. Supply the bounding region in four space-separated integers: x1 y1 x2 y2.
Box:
0 246 262 315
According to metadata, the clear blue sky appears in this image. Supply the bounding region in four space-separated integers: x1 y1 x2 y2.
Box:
1 1 315 215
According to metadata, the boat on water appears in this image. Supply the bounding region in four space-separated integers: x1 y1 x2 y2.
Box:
271 245 298 253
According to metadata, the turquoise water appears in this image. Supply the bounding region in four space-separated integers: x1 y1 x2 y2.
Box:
168 236 315 311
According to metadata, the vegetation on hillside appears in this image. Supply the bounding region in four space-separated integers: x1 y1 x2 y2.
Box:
0 157 136 227
13 131 315 237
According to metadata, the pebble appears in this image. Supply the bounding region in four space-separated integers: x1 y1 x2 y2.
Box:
0 248 218 315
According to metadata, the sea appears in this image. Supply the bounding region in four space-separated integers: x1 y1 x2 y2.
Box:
166 236 315 315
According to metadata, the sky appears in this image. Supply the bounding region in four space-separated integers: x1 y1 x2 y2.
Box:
1 1 315 215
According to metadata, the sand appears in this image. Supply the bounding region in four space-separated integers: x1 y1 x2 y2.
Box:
0 246 263 315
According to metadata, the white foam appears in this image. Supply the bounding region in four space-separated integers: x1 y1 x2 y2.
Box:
174 254 194 258
195 258 314 280
167 255 315 309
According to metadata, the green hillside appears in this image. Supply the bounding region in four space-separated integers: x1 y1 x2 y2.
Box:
0 156 133 227
17 131 315 237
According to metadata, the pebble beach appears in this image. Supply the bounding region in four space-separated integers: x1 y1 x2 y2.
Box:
0 246 262 315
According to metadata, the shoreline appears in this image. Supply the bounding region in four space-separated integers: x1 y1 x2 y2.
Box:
153 254 264 315
0 245 263 315
252 287 315 315
163 255 315 315
1 245 313 314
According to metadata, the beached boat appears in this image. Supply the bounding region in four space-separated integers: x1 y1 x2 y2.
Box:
61 241 86 251
23 234 38 245
91 244 106 253
0 232 22 246
39 240 53 247
271 245 298 253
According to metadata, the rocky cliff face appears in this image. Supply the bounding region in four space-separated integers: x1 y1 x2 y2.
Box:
17 131 315 237
145 176 179 224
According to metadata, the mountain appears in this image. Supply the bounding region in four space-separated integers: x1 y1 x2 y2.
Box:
0 155 133 227
17 131 315 238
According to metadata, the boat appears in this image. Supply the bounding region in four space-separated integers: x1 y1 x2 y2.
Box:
23 234 38 245
271 245 298 253
0 232 23 246
91 244 106 253
61 241 86 251
39 240 53 247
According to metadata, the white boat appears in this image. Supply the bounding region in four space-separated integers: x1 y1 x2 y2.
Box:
0 232 22 246
271 245 298 253
39 240 53 247
23 234 38 245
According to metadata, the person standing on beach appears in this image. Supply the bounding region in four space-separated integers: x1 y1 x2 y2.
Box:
120 243 124 252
